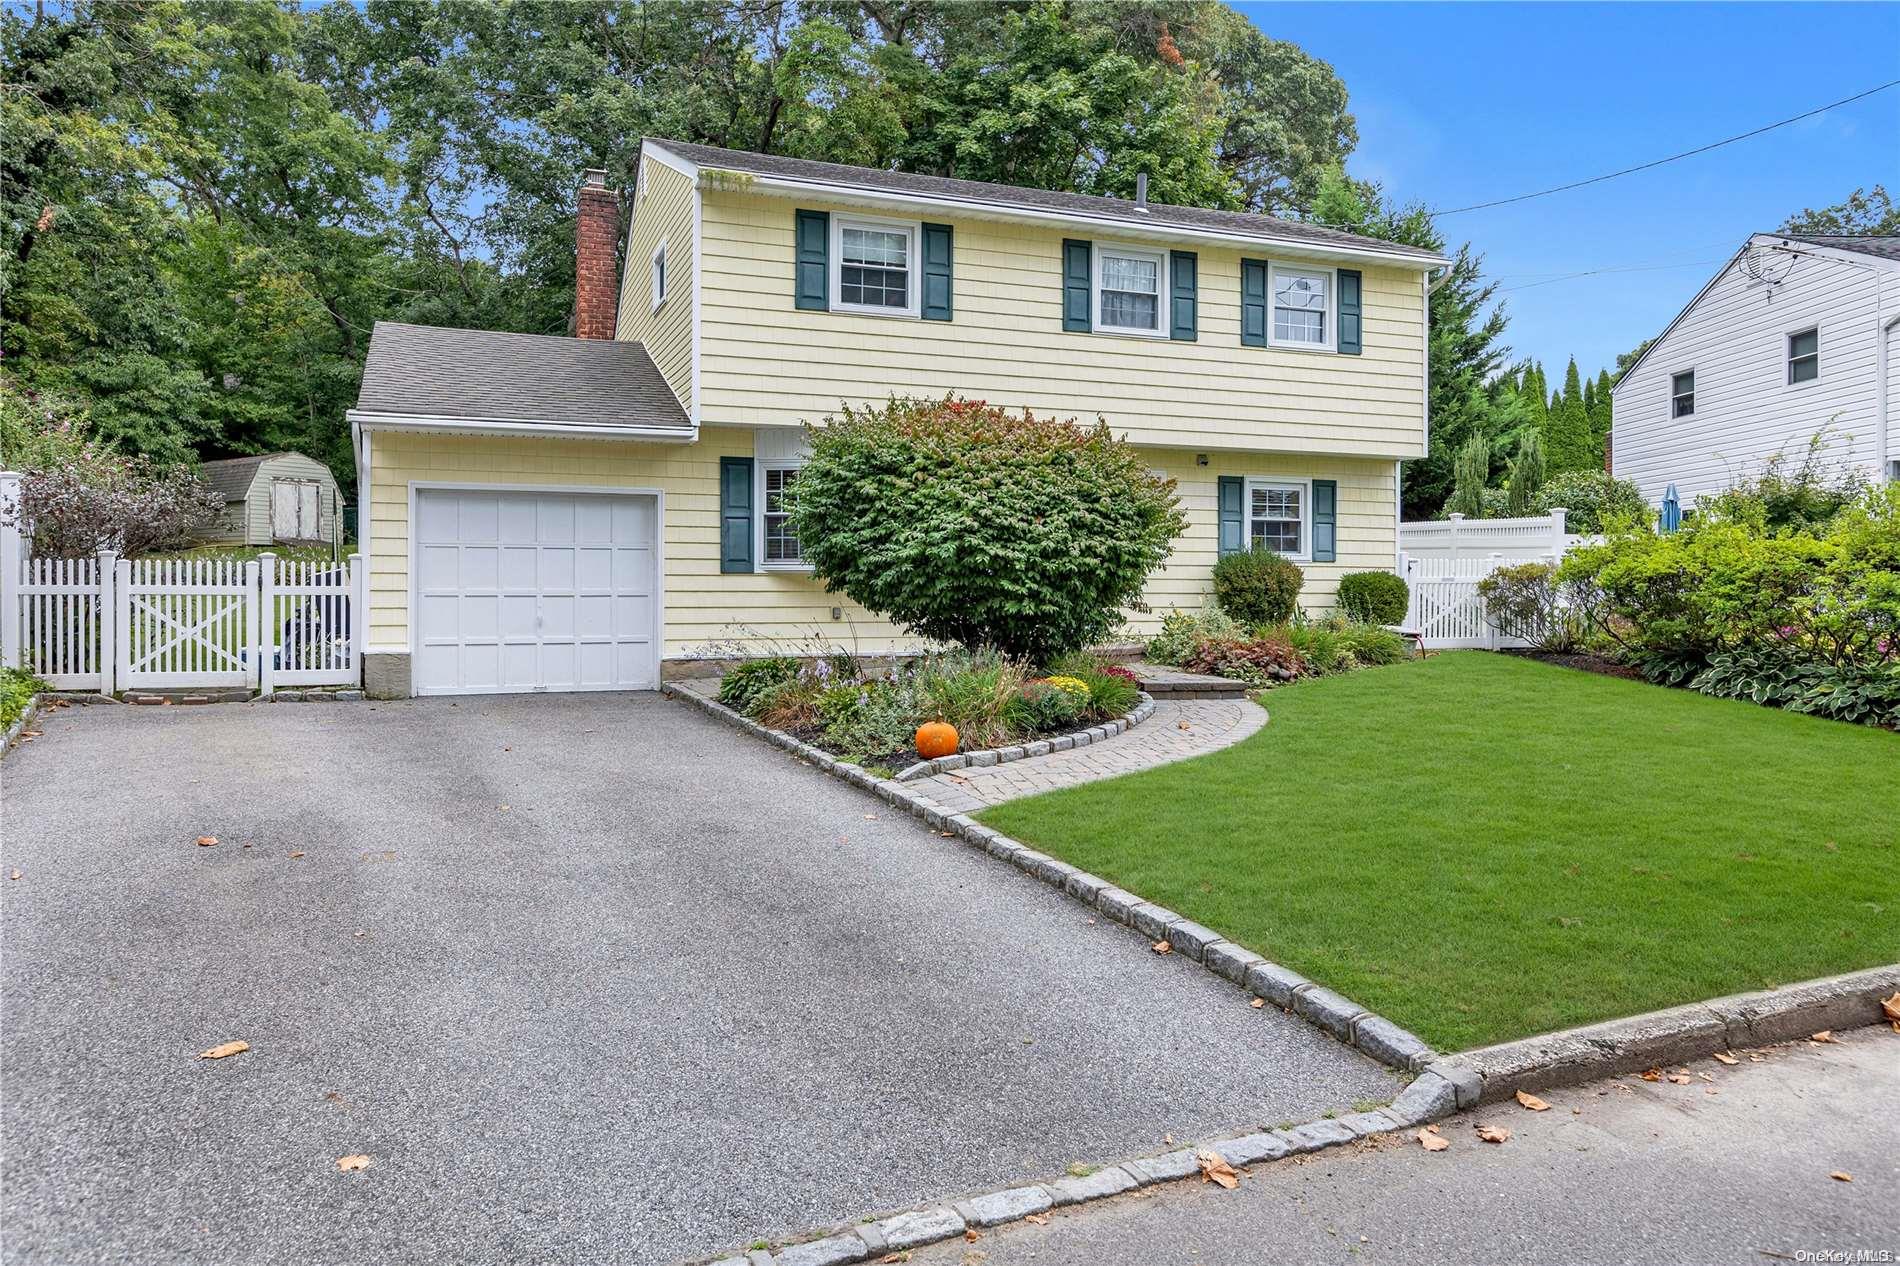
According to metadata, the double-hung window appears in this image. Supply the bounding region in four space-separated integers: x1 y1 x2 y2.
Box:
650 240 669 312
1787 328 1818 385
1269 264 1332 349
760 465 803 566
1670 369 1695 418
1095 245 1166 336
1247 478 1309 560
833 216 918 316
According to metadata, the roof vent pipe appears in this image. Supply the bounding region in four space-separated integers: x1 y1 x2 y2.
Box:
1134 172 1149 213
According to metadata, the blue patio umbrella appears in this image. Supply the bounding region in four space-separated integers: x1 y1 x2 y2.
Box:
1660 484 1682 534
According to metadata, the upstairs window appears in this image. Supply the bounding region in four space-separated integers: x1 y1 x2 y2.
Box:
650 241 669 312
833 217 917 316
1671 369 1695 418
1247 479 1308 559
1270 264 1331 349
1787 328 1818 385
761 465 803 565
1095 245 1165 336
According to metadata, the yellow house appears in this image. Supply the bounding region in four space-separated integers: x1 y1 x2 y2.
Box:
347 140 1447 698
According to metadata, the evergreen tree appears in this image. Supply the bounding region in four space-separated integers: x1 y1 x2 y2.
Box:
1505 432 1545 516
1590 368 1614 449
1545 358 1592 472
1447 432 1489 519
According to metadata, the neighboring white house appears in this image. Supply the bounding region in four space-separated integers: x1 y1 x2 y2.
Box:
1610 234 1900 507
197 452 343 546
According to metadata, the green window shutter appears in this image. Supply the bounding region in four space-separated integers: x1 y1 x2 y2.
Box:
720 456 755 573
1311 479 1337 563
1336 268 1362 355
1240 258 1267 347
1169 250 1198 341
922 222 954 321
794 210 829 311
1062 239 1091 332
1217 476 1245 558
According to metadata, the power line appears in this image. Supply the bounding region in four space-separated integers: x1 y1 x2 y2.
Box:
1494 257 1730 293
1435 79 1900 217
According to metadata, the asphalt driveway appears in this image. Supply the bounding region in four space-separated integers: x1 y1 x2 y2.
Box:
1 694 1396 1265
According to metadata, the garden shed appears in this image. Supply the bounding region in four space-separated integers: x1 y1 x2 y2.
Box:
197 453 342 546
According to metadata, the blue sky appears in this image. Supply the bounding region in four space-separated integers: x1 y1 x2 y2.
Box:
1236 1 1900 382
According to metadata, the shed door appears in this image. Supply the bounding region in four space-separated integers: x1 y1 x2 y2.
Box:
271 480 301 538
413 488 659 695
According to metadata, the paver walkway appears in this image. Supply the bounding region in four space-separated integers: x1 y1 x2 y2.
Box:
911 698 1266 814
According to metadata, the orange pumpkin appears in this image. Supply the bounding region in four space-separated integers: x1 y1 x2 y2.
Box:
915 720 960 759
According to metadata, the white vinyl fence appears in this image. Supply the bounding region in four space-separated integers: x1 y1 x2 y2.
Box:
1397 511 1592 650
3 472 362 695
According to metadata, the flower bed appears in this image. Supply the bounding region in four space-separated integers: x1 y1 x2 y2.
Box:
1144 608 1411 688
715 648 1143 770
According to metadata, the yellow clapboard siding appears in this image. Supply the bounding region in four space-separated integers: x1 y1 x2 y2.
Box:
614 155 694 410
366 428 1397 659
689 190 1427 455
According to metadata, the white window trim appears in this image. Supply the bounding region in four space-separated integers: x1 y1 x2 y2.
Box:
1786 324 1819 388
1092 240 1169 339
650 238 669 313
755 460 811 572
830 212 921 318
1670 367 1695 418
1266 261 1337 353
1243 475 1313 563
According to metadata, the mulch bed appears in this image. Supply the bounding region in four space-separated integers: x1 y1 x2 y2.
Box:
1500 648 1645 681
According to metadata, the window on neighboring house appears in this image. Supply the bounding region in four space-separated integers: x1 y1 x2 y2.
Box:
651 241 668 311
761 465 803 565
1787 328 1819 384
1671 369 1695 418
834 218 916 315
1247 479 1308 559
1270 264 1331 348
1095 245 1165 336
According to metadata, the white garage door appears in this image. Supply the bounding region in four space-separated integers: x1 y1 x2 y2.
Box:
414 488 659 695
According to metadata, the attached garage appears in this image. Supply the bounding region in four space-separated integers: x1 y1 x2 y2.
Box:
412 487 660 695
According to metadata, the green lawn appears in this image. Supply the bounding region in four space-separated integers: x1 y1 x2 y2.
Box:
977 652 1900 1051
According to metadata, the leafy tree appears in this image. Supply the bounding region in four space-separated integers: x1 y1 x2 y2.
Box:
1779 185 1900 236
1446 431 1489 519
790 397 1187 662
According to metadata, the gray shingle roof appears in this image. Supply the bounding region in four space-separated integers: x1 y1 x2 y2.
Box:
1781 234 1900 263
198 455 277 501
648 139 1447 264
355 322 691 431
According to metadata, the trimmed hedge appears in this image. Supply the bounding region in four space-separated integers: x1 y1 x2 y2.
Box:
1211 546 1303 626
1336 571 1408 625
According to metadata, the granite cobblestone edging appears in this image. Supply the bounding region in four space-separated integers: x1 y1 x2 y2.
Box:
664 680 1900 1266
890 696 1157 781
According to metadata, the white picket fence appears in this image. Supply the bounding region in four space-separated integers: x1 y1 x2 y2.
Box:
1394 509 1602 650
1398 509 1591 561
5 550 363 695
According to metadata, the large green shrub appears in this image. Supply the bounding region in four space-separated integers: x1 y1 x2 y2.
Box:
1476 561 1584 653
1336 571 1409 625
1533 471 1649 534
789 397 1187 662
1211 546 1303 626
1695 435 1868 534
717 657 799 712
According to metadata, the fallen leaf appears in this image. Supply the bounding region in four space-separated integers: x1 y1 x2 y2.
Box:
1882 992 1900 1024
8 869 19 881
1024 1213 1049 1226
1151 939 1172 955
1639 1068 1662 1082
879 1254 911 1264
498 805 510 813
336 1154 371 1172
199 1040 248 1060
195 836 218 848
1474 1124 1511 1144
964 1229 983 1242
1196 1148 1239 1189
1514 1090 1550 1112
1712 1051 1740 1065
1417 1128 1449 1152
1810 1031 1838 1044
1830 1171 1853 1183
288 851 305 859
1250 997 1265 1009
1667 1073 1692 1085
863 814 879 820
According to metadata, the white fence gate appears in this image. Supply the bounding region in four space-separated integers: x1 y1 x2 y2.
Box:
1400 556 1528 650
1398 510 1590 561
15 556 111 689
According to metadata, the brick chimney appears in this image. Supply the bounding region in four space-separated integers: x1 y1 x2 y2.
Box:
575 168 620 340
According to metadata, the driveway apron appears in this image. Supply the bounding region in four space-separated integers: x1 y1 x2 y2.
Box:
0 695 1395 1265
